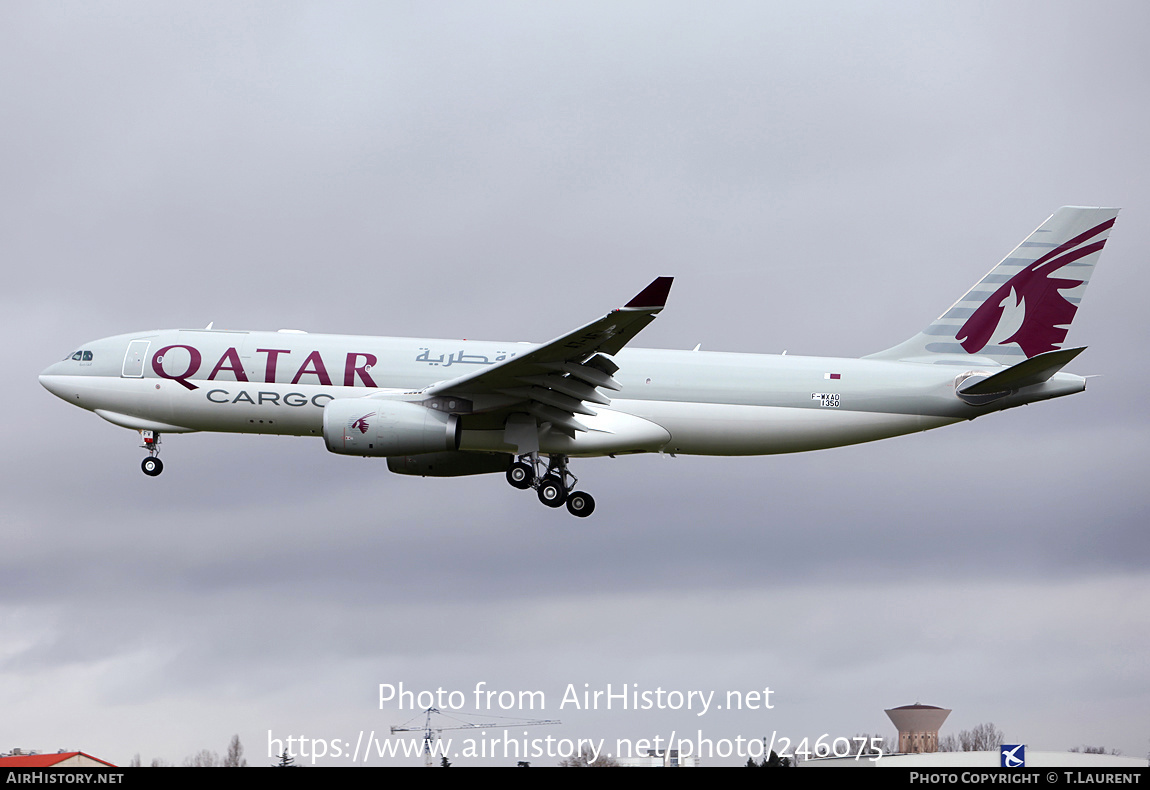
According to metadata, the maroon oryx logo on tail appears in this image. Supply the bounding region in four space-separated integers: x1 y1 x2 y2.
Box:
956 218 1114 358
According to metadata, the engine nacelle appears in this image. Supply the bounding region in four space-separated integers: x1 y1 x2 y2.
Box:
323 398 460 457
387 451 512 477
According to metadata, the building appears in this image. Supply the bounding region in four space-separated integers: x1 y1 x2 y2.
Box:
800 703 1147 768
616 748 699 767
0 750 116 768
801 749 1147 769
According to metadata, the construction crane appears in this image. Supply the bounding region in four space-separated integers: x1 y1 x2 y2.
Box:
390 707 561 766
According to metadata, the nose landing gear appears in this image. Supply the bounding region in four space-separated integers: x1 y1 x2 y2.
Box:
506 453 595 517
140 430 163 477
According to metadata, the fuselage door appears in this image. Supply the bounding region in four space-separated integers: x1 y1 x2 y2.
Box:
122 340 151 378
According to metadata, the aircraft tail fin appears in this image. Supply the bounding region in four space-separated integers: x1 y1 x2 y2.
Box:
866 207 1118 366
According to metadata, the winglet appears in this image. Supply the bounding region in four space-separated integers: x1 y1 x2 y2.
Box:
624 277 674 310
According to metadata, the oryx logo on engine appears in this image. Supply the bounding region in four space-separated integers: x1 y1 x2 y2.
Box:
350 414 372 435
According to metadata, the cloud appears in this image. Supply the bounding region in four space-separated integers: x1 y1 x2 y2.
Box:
6 0 1148 765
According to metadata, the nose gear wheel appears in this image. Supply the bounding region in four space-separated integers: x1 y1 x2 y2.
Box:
139 430 164 477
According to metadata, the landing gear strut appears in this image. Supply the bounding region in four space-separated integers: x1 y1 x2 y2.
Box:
140 430 163 477
505 453 595 517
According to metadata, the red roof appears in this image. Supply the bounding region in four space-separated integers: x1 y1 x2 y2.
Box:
0 752 116 768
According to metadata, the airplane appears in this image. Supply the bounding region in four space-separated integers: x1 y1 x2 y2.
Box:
40 206 1118 517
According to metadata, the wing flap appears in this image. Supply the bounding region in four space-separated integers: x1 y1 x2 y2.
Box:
541 359 622 391
497 387 599 416
517 374 612 405
527 404 590 434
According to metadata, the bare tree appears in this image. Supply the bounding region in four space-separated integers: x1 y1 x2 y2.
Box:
222 735 247 768
558 746 620 767
1070 746 1121 755
938 722 1004 752
853 732 895 756
184 749 220 767
963 722 1004 751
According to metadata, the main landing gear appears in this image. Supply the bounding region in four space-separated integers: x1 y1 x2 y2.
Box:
505 454 595 517
140 430 163 477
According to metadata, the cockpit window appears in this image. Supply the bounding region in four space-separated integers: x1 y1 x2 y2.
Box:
82 351 93 361
67 350 94 362
71 351 82 361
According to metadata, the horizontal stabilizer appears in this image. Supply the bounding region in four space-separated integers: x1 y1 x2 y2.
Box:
958 346 1086 396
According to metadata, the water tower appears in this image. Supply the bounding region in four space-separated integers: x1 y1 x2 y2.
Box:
884 704 951 753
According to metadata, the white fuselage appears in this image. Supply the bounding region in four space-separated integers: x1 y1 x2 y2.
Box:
39 328 1087 458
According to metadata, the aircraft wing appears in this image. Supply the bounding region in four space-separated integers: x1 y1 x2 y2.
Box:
422 277 672 436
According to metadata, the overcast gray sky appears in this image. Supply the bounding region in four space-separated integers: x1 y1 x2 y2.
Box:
3 1 1148 766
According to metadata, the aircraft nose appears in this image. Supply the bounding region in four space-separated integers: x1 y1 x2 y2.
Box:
39 361 72 398
41 358 69 378
40 373 61 397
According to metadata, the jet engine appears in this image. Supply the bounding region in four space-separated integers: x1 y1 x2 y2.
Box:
323 398 459 457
